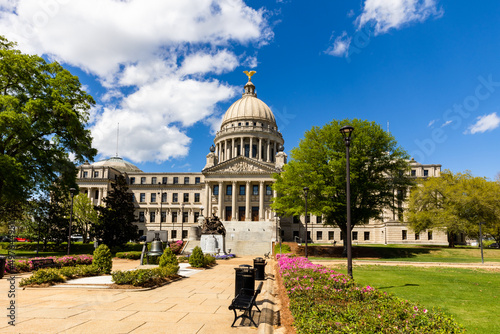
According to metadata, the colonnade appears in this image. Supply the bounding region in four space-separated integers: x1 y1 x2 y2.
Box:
215 137 279 163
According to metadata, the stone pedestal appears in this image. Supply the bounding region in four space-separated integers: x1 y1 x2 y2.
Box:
200 234 225 255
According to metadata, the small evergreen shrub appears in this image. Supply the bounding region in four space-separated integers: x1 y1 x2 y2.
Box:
204 254 216 266
178 256 189 263
159 247 178 267
93 244 113 274
189 246 206 268
20 268 65 286
112 265 179 287
116 251 142 260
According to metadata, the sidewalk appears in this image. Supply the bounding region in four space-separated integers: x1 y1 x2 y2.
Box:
0 257 276 333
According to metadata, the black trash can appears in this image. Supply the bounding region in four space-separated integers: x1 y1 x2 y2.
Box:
253 257 266 280
234 267 255 297
0 256 6 279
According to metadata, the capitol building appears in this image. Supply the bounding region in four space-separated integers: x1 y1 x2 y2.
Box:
76 74 448 255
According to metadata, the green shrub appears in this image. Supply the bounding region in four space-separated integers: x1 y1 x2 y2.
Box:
204 254 216 266
112 265 179 287
178 256 189 263
116 251 142 260
189 246 206 268
19 268 65 286
159 247 178 267
93 244 113 274
169 240 184 254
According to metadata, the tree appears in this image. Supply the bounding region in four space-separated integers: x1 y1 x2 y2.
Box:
0 36 97 224
73 193 98 243
272 119 412 252
407 170 500 247
95 175 138 248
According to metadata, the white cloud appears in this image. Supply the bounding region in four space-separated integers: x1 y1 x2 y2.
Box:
467 112 500 134
441 120 452 127
356 0 443 35
325 31 351 57
0 0 271 163
427 119 436 127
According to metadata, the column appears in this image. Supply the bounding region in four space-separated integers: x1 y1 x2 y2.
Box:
258 138 262 161
250 137 253 158
231 138 235 158
240 137 244 157
215 144 219 161
218 181 223 220
245 181 251 221
259 181 265 220
266 140 271 162
207 182 212 216
226 139 230 160
232 181 237 221
273 141 277 162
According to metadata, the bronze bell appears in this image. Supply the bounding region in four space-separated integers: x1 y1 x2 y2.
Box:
147 239 163 256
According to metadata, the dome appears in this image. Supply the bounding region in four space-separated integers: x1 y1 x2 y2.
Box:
91 156 143 173
221 80 277 128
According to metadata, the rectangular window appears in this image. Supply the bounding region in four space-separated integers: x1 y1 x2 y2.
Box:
252 185 258 195
239 185 245 195
162 177 168 184
226 185 232 195
161 211 166 223
428 231 433 240
195 177 200 184
194 211 200 221
172 212 177 222
266 185 272 195
171 230 177 239
150 212 155 222
183 211 189 223
141 177 146 184
402 230 407 240
328 231 334 240
139 212 145 222
225 206 232 221
94 190 99 199
364 231 370 241
213 185 219 195
182 230 188 239
150 193 156 202
161 192 167 203
316 231 323 240
238 206 245 221
194 193 200 202
424 169 429 177
411 170 416 177
173 177 178 184
415 233 420 240
184 177 189 184
94 171 99 178
172 193 178 203
140 193 145 203
252 207 259 221
352 231 358 240
317 216 322 224
151 177 157 184
130 177 135 184
183 193 189 202
293 216 300 224
83 171 88 178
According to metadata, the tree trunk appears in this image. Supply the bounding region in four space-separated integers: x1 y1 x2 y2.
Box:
447 232 455 248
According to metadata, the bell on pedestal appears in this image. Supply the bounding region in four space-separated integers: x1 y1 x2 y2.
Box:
147 239 164 256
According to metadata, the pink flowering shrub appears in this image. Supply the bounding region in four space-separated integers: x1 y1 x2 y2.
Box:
169 240 184 255
276 254 465 333
5 254 93 274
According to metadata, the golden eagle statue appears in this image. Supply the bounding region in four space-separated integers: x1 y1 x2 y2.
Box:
243 70 256 81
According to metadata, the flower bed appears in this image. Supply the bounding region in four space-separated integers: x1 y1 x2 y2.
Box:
19 265 101 287
276 254 465 333
115 251 142 260
215 253 236 260
5 254 93 273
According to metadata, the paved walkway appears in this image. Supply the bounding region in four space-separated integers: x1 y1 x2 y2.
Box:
0 257 276 333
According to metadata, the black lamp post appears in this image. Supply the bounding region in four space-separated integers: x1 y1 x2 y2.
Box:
340 125 354 279
479 222 485 264
68 188 76 255
303 187 309 258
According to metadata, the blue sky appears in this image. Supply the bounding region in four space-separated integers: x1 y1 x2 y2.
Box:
2 0 499 179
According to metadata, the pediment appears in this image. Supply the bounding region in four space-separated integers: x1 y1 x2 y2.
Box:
203 156 278 175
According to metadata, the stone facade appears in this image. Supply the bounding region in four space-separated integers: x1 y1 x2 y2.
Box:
76 75 448 254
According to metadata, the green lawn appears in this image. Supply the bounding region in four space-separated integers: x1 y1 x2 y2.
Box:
308 244 500 263
333 265 500 334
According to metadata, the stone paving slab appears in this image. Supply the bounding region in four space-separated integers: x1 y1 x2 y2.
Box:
0 256 276 333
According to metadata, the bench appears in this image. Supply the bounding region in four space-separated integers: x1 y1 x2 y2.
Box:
31 258 57 271
228 281 263 327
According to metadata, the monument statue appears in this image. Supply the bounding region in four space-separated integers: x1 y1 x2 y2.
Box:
201 214 226 237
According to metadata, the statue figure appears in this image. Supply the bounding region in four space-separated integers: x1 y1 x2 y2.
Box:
201 213 226 237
